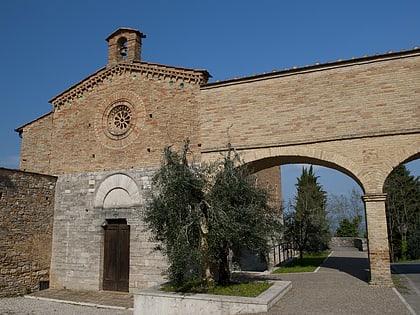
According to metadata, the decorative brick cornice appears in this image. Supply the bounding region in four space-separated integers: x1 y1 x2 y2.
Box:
50 61 211 108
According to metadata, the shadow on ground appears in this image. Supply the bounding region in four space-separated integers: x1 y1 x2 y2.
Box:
320 256 370 282
391 263 420 274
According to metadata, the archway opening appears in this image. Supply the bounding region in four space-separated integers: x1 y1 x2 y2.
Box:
281 163 365 238
245 156 369 282
383 157 420 263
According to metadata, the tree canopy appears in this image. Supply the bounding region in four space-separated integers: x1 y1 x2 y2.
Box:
335 216 362 237
143 140 282 286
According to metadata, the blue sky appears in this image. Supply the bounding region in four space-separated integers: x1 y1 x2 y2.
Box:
1 0 419 201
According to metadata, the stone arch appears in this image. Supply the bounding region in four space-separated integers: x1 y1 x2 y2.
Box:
225 146 366 193
94 173 141 208
382 150 420 189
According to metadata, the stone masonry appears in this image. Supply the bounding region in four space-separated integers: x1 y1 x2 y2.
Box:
49 169 166 291
0 168 56 296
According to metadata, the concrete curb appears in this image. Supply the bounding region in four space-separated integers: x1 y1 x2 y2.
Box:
134 280 292 315
392 288 417 315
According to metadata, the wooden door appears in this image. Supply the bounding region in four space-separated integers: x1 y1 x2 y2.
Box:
103 219 130 292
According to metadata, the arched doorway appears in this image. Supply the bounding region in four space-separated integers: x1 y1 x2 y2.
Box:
94 173 140 292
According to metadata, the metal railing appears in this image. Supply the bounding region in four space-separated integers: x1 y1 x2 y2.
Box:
269 243 298 267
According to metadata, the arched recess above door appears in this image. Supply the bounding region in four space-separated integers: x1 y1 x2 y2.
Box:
94 173 140 208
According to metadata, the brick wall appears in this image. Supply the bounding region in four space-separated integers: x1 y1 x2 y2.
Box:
0 168 56 296
19 66 205 175
18 113 52 174
199 53 419 154
255 166 282 211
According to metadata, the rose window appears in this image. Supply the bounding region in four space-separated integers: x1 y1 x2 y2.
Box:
107 105 132 136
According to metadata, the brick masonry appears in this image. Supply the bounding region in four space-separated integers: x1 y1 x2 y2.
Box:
0 168 56 296
15 28 420 288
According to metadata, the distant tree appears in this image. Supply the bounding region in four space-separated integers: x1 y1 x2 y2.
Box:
384 164 420 261
327 188 365 236
335 216 362 237
284 166 331 259
144 140 282 286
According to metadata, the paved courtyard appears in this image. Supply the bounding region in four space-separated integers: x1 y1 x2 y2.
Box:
1 247 418 314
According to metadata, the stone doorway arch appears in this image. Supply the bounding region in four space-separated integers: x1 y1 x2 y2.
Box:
94 173 140 292
94 173 141 209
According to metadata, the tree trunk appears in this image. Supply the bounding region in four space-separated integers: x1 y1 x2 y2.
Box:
401 231 408 261
217 246 230 286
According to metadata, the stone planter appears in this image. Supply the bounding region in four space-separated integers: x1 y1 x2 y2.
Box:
134 281 291 315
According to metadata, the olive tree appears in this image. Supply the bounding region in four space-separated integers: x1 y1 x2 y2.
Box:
143 140 281 286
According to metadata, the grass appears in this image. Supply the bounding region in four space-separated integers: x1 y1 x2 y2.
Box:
161 279 273 298
209 282 272 297
272 251 330 274
391 274 408 290
393 258 420 263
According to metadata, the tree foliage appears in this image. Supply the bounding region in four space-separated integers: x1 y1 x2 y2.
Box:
384 164 420 261
284 166 331 258
143 141 206 285
335 216 362 237
143 140 282 286
407 213 420 260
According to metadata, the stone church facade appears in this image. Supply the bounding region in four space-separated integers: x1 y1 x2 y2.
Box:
16 28 281 292
18 25 419 291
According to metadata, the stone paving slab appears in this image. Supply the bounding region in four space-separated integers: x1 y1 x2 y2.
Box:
28 288 133 310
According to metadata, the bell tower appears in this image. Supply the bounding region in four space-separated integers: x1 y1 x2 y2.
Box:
106 27 146 67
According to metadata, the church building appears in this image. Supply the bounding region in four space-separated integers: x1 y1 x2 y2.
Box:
16 27 282 292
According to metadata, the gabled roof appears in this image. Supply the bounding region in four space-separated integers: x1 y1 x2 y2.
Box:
105 27 146 41
49 61 211 108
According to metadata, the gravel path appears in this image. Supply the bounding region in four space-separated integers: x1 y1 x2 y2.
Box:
0 297 132 315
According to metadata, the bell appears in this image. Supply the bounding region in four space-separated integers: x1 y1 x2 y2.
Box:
119 46 128 57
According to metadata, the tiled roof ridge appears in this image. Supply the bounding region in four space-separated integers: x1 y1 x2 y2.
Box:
205 46 420 86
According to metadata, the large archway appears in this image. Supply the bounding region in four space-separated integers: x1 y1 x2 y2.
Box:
202 145 395 285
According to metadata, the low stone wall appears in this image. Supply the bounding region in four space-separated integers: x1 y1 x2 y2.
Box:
330 237 356 248
134 281 292 315
0 168 56 297
330 237 367 251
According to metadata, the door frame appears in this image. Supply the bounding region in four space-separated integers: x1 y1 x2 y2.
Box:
102 218 130 292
